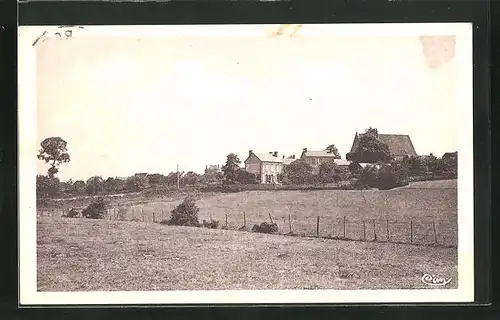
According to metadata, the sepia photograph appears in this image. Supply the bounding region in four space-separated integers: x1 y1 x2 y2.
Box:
18 23 474 305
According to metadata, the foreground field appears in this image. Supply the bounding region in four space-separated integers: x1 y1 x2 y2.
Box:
37 217 457 291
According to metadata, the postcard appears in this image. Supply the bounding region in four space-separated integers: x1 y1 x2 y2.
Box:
18 23 474 305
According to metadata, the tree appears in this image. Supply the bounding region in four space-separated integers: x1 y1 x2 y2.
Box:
126 175 149 192
147 173 165 186
346 133 392 164
37 137 71 178
85 176 104 195
203 167 224 185
281 159 314 185
221 153 241 184
325 144 341 159
36 175 60 198
165 172 181 187
318 159 342 184
378 161 409 190
73 180 86 194
236 169 258 184
183 171 201 186
104 177 120 193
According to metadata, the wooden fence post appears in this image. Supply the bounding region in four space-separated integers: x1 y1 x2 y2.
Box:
316 216 320 237
363 220 366 241
161 209 164 220
153 212 156 223
432 221 437 244
373 220 377 241
142 208 145 222
288 214 292 233
243 211 246 227
225 212 228 228
386 219 390 241
268 212 274 224
410 221 413 244
343 216 346 238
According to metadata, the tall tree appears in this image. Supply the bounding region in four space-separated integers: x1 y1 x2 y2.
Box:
85 176 104 196
281 159 314 185
183 171 201 186
318 159 342 183
147 173 165 186
325 144 341 159
126 175 149 192
221 153 241 184
346 133 392 164
37 137 71 178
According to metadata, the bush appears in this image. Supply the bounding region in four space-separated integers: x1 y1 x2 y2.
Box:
358 165 379 188
251 222 279 234
202 219 219 229
378 163 409 190
63 208 80 218
165 195 200 227
81 197 108 219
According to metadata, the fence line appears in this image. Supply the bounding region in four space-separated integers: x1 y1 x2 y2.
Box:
37 205 457 247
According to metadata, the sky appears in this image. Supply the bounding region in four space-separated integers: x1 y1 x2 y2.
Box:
36 26 458 182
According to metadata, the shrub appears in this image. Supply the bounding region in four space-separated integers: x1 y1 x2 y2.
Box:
202 219 219 229
358 165 379 188
63 208 80 218
252 222 279 234
81 197 108 219
165 195 200 227
159 219 169 225
377 163 409 190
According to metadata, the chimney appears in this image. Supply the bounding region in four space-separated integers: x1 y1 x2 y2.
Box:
293 155 295 159
249 150 253 156
273 151 278 157
303 148 307 153
282 155 285 159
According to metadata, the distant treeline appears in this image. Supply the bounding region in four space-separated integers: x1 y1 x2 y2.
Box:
37 153 457 199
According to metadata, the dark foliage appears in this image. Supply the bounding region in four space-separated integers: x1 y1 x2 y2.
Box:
251 222 279 234
82 197 108 219
63 208 79 218
165 195 200 227
202 219 220 229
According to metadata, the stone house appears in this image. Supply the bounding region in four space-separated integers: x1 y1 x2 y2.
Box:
300 148 350 174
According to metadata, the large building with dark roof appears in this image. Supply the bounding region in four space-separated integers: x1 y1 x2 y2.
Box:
349 131 418 160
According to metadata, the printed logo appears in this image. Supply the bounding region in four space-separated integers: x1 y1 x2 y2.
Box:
421 274 452 286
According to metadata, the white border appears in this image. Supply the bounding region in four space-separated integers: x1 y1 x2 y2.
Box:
18 23 474 305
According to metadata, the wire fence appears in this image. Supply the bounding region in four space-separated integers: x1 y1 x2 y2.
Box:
38 207 457 248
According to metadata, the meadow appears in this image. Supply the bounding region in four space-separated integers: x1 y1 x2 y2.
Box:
38 179 458 246
37 217 458 292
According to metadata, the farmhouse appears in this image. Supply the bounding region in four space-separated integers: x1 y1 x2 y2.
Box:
300 148 350 174
442 151 457 161
349 131 418 160
244 150 296 184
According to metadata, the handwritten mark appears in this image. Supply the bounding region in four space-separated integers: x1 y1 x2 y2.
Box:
421 273 452 286
32 27 82 47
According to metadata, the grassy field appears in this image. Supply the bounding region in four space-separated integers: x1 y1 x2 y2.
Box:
37 217 457 291
38 180 458 246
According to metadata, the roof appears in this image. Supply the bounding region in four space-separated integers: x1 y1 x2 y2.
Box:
333 159 350 166
351 133 417 157
251 153 283 163
443 151 457 158
302 150 340 158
